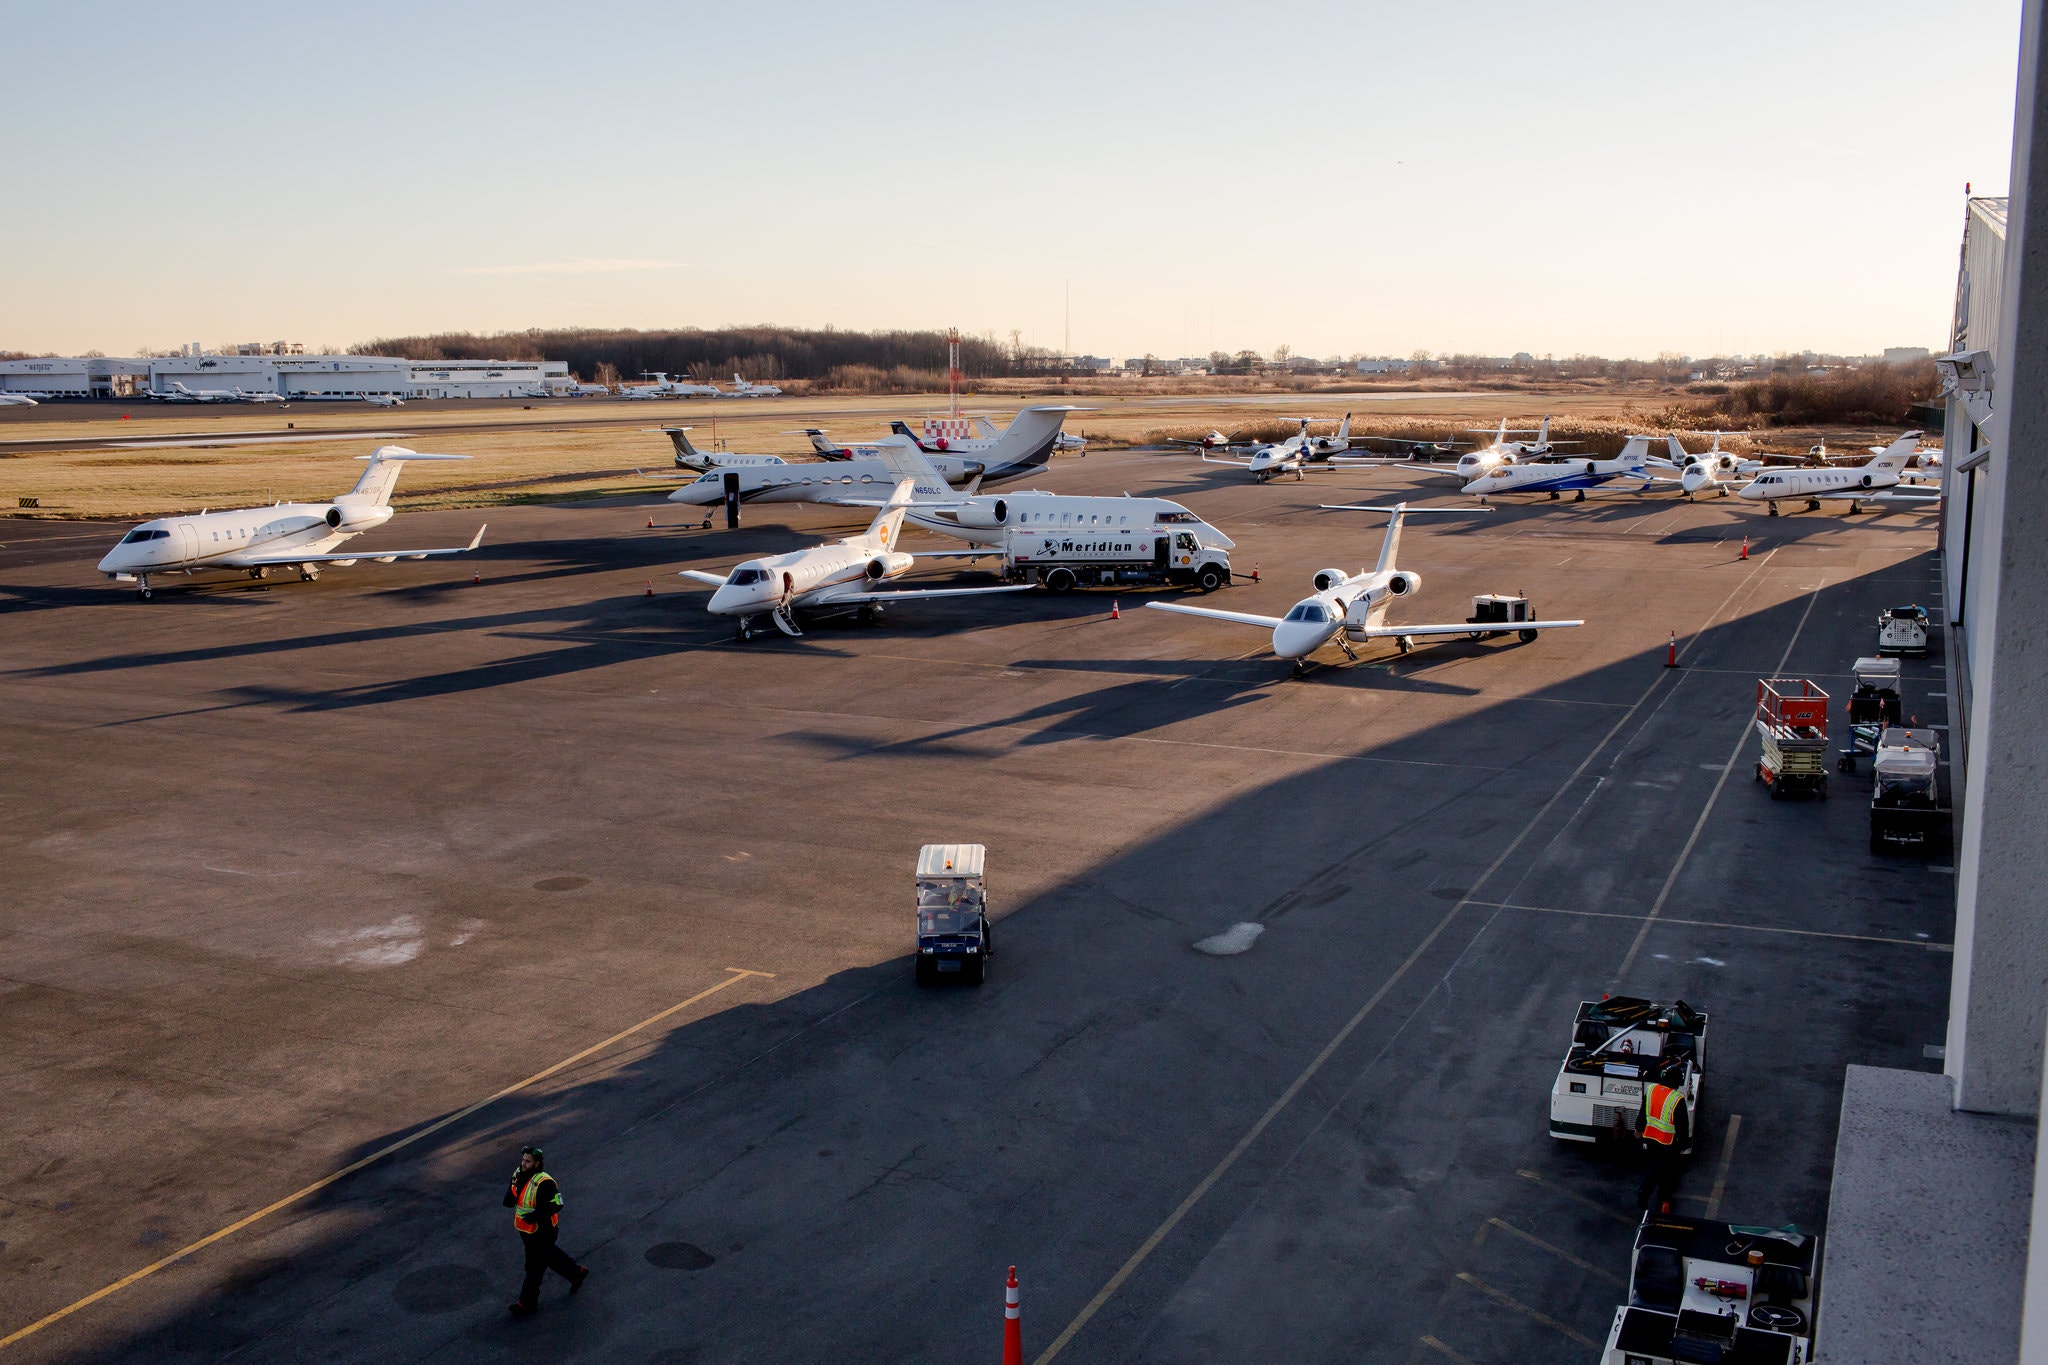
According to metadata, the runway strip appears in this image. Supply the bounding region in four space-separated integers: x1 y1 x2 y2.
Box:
0 968 774 1352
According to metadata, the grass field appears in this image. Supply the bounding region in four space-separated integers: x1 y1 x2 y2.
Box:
0 386 1936 520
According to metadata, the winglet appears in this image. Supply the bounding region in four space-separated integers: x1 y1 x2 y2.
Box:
467 525 488 551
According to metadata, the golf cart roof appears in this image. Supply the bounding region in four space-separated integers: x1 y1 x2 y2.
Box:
917 844 986 880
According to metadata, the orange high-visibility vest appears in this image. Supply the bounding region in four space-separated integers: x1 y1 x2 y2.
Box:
1643 1085 1682 1146
512 1171 560 1233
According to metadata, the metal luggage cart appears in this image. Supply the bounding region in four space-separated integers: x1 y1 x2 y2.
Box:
1755 678 1829 800
1837 658 1902 773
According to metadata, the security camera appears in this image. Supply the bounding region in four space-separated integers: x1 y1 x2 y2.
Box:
1936 349 1993 395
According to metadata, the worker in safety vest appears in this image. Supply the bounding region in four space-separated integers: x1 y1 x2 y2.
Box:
1637 1079 1690 1213
503 1145 588 1316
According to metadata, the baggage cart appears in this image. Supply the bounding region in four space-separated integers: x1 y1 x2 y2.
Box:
1466 593 1542 644
1754 679 1828 800
1838 658 1902 772
1600 1213 1818 1364
1871 727 1945 855
1549 996 1707 1151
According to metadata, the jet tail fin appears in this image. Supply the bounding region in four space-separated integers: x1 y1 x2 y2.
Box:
864 479 916 548
339 445 468 506
1336 412 1352 441
663 427 707 468
1866 430 1922 472
875 434 950 492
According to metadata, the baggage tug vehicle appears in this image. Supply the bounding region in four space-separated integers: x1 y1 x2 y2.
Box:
1549 996 1707 1151
1602 1213 1818 1364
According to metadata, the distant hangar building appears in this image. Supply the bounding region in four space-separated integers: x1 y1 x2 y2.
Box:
0 352 572 400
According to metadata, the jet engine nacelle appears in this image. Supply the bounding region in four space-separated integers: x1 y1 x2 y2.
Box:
866 551 914 580
1387 570 1420 596
1312 568 1351 593
953 498 1009 529
324 504 387 530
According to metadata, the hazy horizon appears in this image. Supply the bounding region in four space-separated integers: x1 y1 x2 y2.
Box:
3 1 2021 361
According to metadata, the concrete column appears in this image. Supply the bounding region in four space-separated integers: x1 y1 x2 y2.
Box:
1950 0 2048 1120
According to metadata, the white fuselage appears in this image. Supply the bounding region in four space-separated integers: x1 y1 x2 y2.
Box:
1268 567 1419 659
705 541 905 617
1463 455 1647 497
0 394 39 407
1737 466 1925 502
96 502 392 578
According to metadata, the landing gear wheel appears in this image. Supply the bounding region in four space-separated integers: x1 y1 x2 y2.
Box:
298 564 320 582
1573 489 1586 502
1196 566 1224 592
1806 499 1821 512
857 605 877 625
138 587 153 600
248 567 267 580
1549 490 1560 501
736 617 756 641
1290 659 1308 678
1768 504 1780 517
1397 635 1414 654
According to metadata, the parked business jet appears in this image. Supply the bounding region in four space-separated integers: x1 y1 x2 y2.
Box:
357 392 405 408
1645 432 1759 499
0 394 39 407
716 374 784 398
657 428 790 472
864 434 1236 553
1452 417 1581 482
666 405 1073 510
1203 415 1357 481
1148 503 1582 674
96 446 486 599
677 480 1030 637
233 387 288 404
161 382 236 403
1163 430 1238 452
795 429 877 461
1737 432 1939 515
1464 440 1655 501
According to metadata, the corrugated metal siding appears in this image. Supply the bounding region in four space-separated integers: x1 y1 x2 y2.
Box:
1961 197 2009 354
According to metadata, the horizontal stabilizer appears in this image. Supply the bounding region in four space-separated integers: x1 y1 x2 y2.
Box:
1355 619 1585 638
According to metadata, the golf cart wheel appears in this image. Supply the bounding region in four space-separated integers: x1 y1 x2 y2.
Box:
965 954 985 985
1519 629 1539 643
1197 566 1224 592
1045 568 1077 593
916 957 936 986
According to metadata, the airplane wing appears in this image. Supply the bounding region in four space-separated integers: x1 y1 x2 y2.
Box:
677 569 730 587
1144 601 1286 629
1354 619 1585 638
817 583 1037 604
1199 453 1257 468
243 526 487 565
1815 488 1940 502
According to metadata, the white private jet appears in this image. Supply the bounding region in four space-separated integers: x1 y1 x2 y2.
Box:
157 382 236 403
1202 414 1358 481
716 374 784 398
1639 432 1760 499
0 394 39 407
234 387 288 404
677 479 1031 638
666 405 1074 510
621 372 722 399
1464 439 1655 502
1452 417 1580 482
1163 430 1237 452
354 392 405 408
1737 431 1939 515
795 429 882 461
96 446 486 599
1147 502 1583 674
655 428 791 472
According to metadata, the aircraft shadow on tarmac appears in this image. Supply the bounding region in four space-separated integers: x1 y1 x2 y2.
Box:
1007 654 1484 697
46 558 1957 1364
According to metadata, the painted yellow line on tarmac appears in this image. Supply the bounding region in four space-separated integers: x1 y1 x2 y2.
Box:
1704 1115 1744 1221
1485 1218 1626 1287
1514 1169 1637 1227
1474 901 1951 951
0 967 773 1353
1453 1272 1601 1349
1418 1333 1482 1363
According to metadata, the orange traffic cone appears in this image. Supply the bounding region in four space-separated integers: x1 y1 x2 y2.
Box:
645 579 654 597
1003 1267 1022 1365
1251 562 1260 582
648 514 655 528
1665 630 1678 668
472 569 481 585
1111 600 1120 619
1739 535 1749 560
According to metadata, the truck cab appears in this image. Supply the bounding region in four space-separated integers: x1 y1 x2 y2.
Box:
916 843 991 985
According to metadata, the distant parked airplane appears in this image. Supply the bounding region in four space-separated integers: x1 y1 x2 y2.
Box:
1737 432 1939 515
715 374 784 398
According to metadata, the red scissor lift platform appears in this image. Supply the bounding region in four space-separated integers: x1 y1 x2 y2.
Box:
1755 678 1830 801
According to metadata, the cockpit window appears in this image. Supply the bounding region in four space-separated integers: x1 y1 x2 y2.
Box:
1284 603 1329 623
694 472 721 483
728 568 767 585
120 528 168 544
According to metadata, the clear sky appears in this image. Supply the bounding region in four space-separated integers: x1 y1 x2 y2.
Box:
1 1 2021 360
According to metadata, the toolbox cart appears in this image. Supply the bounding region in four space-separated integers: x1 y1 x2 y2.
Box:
1466 593 1542 644
1836 657 1902 773
1870 727 1946 856
1550 996 1707 1153
1600 1212 1818 1364
1754 678 1829 800
915 844 992 985
1877 604 1930 656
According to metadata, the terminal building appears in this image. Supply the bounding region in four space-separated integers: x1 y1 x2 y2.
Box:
0 353 572 401
1816 7 2048 1354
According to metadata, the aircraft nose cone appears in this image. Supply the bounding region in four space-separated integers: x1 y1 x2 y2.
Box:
1272 621 1334 659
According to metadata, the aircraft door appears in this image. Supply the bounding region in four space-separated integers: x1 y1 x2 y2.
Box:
723 470 742 529
173 522 200 565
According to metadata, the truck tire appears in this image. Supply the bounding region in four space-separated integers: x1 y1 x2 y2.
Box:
1045 567 1077 594
1197 565 1224 593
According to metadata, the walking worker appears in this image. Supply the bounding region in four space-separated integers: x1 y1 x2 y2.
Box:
504 1145 588 1316
1637 1074 1690 1213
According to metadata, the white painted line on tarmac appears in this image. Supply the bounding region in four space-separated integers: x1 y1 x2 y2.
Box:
1474 901 1950 950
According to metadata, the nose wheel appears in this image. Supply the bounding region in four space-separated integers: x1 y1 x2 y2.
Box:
136 573 153 601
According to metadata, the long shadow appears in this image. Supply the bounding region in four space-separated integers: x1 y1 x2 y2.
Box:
41 554 1955 1364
